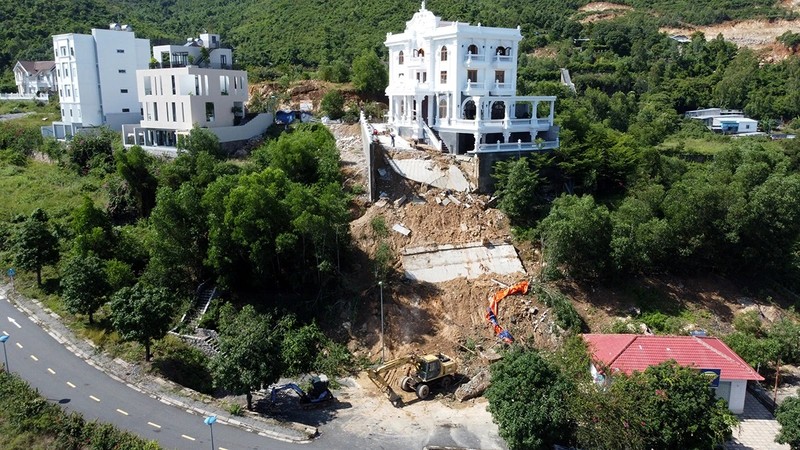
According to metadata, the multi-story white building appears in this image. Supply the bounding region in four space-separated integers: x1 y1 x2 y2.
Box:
385 2 559 156
13 60 56 96
122 33 271 155
42 24 150 140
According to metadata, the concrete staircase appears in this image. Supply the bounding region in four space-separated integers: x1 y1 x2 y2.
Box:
170 285 220 356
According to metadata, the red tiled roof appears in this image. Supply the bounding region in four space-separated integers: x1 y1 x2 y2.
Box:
583 334 764 381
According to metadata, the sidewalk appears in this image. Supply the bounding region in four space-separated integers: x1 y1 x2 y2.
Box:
0 283 314 443
727 392 789 450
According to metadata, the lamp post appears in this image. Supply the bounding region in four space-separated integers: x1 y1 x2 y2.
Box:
204 415 216 450
0 335 9 372
378 281 385 363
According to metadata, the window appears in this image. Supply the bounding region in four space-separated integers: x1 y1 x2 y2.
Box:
60 46 67 56
118 69 126 73
398 51 404 65
220 54 227 68
417 49 425 57
70 47 74 56
120 89 128 93
467 70 478 83
116 49 125 54
496 46 507 56
416 72 427 83
440 46 448 61
205 102 215 122
172 103 177 122
69 108 73 117
438 98 447 119
440 71 447 84
495 71 505 84
144 76 152 95
467 44 478 55
122 108 130 113
153 102 159 121
171 75 176 95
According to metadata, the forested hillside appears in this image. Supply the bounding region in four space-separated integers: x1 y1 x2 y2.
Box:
2 0 796 78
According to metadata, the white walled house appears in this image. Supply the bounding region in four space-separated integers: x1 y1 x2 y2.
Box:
42 24 150 140
122 34 272 156
13 61 56 96
384 2 559 156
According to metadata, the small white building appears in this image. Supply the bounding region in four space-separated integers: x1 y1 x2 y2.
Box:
384 2 559 156
685 108 759 135
122 33 272 156
13 61 56 96
42 24 151 140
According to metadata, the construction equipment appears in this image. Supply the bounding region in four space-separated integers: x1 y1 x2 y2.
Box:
270 375 334 408
367 353 457 406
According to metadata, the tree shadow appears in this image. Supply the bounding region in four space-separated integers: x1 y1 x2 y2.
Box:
253 390 352 427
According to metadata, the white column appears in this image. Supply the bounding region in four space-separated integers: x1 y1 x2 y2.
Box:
548 99 555 124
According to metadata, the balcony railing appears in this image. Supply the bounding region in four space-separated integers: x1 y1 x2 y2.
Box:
473 139 559 153
493 55 513 63
465 53 485 62
464 81 485 92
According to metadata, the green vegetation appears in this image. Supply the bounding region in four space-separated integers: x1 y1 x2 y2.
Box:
0 370 160 449
777 396 800 449
486 344 737 450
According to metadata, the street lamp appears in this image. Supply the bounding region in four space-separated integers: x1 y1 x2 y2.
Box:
378 281 385 363
204 415 216 450
0 334 9 372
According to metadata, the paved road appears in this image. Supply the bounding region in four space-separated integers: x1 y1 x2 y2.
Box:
0 292 303 450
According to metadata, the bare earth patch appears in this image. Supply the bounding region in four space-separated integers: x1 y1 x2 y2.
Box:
579 2 633 12
662 19 800 60
577 2 633 23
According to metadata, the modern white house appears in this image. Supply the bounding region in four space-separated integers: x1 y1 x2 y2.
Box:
12 60 56 96
122 33 272 156
685 108 760 135
384 2 559 156
42 24 151 140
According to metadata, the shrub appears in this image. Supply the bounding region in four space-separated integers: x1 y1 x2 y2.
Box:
536 286 584 333
320 90 345 120
151 336 213 394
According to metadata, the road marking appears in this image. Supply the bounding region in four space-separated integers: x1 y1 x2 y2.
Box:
15 342 22 348
181 435 196 441
116 409 128 416
66 381 76 388
89 395 100 402
7 317 20 328
220 447 229 450
30 355 38 361
2 330 8 335
47 368 55 374
147 422 161 429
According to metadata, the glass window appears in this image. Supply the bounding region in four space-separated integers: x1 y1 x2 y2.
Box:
440 71 447 84
117 49 125 53
205 102 215 122
122 108 130 113
120 89 128 93
118 69 126 73
398 51 404 65
467 44 478 55
495 71 505 83
440 46 448 61
467 70 478 83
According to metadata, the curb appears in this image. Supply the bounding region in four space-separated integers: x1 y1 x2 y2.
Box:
1 285 316 444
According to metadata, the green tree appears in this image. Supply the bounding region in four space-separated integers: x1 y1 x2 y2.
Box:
12 208 59 286
538 194 612 279
110 284 175 361
71 197 113 258
176 125 224 160
494 156 547 225
351 50 388 96
486 348 575 450
66 128 117 175
777 396 800 449
60 253 111 324
320 90 345 120
210 304 283 410
115 145 158 218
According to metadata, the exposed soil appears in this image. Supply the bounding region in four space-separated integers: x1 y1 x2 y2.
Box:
577 2 633 23
661 19 800 55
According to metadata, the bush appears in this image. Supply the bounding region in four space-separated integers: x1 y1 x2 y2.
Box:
320 90 345 120
733 309 764 336
151 336 213 394
536 286 584 333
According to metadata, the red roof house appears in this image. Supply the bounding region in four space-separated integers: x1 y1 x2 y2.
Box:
583 334 764 414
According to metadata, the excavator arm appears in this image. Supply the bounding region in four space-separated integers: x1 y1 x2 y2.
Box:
366 355 418 407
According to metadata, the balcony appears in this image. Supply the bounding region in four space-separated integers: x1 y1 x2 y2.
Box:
463 81 487 95
491 82 514 95
472 138 559 154
464 53 487 68
493 55 514 66
406 56 425 68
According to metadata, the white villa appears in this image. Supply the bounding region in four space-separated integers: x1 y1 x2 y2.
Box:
13 60 56 96
122 33 271 155
42 24 151 140
384 2 559 156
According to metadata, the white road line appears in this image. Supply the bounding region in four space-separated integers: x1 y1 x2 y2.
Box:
47 368 55 374
147 422 161 429
66 381 76 388
30 354 38 361
15 342 22 348
2 331 7 335
116 409 128 416
7 317 20 328
89 395 100 402
181 435 196 441
220 447 229 450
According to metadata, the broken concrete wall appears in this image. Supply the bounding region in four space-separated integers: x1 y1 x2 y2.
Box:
359 112 379 201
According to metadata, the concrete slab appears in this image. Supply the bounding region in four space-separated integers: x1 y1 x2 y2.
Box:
389 158 470 192
403 241 526 283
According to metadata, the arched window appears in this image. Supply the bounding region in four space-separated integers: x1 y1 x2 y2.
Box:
398 51 404 65
463 100 476 120
417 48 425 57
440 46 448 61
496 46 507 56
491 101 505 120
438 98 448 120
467 44 478 55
